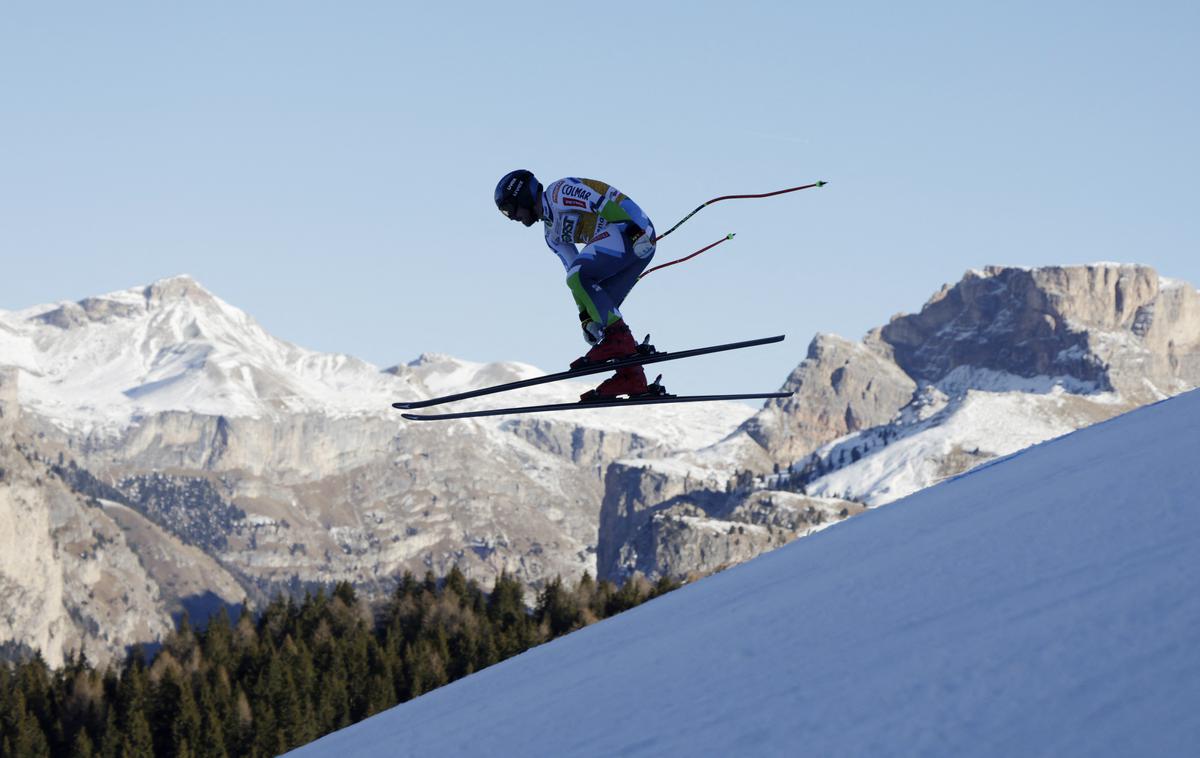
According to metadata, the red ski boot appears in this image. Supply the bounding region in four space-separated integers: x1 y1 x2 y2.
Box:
571 319 654 400
581 365 650 400
570 319 639 370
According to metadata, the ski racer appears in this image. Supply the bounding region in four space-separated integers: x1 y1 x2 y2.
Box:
494 169 657 400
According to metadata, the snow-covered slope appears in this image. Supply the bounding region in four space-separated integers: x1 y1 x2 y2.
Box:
292 389 1200 757
802 383 1122 505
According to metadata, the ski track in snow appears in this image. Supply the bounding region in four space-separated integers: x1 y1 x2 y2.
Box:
290 389 1200 758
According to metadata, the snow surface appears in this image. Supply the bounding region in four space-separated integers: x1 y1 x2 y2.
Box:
934 365 1103 396
291 389 1200 758
806 388 1101 505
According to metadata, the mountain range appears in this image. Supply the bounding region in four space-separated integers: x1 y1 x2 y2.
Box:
2 263 1198 666
0 276 750 665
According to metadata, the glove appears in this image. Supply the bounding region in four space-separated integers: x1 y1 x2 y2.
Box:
579 311 604 345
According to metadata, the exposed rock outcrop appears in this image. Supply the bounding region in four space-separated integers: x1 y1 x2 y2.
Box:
0 367 17 429
740 334 918 468
597 264 1200 583
0 368 254 666
878 265 1200 401
0 428 172 666
598 462 859 582
30 408 657 600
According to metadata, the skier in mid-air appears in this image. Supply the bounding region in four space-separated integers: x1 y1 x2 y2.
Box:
494 169 656 400
395 173 816 419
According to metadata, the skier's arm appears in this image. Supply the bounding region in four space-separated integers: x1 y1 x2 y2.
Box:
546 237 578 270
597 195 634 224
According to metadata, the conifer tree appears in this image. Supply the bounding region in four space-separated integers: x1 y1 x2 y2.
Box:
124 708 154 758
488 570 535 655
535 576 582 637
333 580 358 608
72 727 96 758
422 571 438 595
10 693 51 758
230 686 254 756
203 607 234 670
98 708 122 758
445 565 468 599
652 574 682 597
195 681 229 758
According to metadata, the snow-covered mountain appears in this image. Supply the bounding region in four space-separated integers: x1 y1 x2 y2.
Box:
1 276 404 427
290 387 1200 758
1 275 747 444
0 275 754 663
600 264 1200 581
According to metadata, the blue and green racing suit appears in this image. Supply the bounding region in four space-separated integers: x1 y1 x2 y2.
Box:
540 177 656 331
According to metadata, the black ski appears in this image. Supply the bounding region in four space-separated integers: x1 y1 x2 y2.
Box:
392 334 785 410
400 391 792 421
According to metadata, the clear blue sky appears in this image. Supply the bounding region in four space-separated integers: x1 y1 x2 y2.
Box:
2 2 1198 398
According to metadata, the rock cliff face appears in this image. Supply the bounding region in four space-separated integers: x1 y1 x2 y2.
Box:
35 405 679 599
740 335 917 469
1 370 189 666
596 264 1200 583
597 461 860 582
878 265 1200 401
0 367 16 428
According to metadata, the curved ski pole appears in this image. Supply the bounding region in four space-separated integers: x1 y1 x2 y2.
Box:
654 180 827 242
639 233 735 280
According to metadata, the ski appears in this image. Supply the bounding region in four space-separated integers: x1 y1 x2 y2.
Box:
400 391 792 421
391 334 786 410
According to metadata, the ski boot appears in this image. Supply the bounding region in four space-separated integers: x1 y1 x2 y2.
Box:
572 320 664 400
580 365 648 400
580 372 669 402
570 318 639 370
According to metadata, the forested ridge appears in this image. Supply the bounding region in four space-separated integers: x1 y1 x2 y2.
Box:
0 569 679 757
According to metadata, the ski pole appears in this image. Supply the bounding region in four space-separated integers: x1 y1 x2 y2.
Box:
654 180 827 242
639 234 736 280
639 180 827 279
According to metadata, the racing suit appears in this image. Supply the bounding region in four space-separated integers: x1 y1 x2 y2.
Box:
540 177 656 331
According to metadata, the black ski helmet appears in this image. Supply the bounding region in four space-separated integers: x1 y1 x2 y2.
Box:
494 169 541 219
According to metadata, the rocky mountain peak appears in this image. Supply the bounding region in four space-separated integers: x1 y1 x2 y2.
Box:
595 263 1200 584
31 275 222 332
772 262 1200 463
738 333 916 467
142 274 216 308
877 264 1200 401
407 352 456 367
